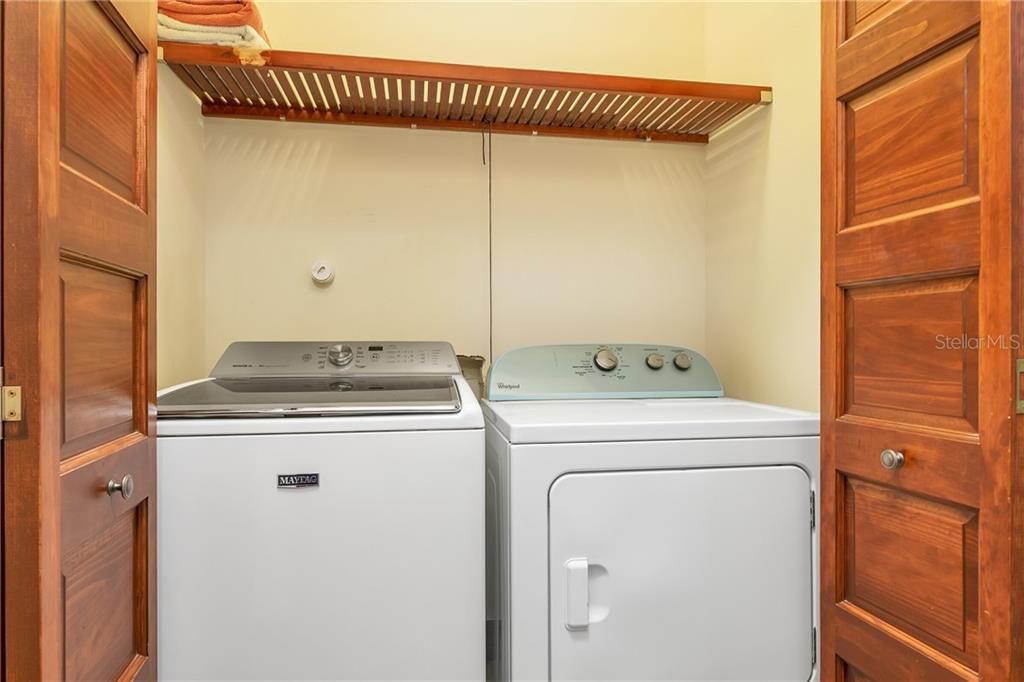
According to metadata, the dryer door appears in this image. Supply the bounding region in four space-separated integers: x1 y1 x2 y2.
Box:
549 465 813 681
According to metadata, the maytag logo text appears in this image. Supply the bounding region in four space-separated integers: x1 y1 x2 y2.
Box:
277 473 320 488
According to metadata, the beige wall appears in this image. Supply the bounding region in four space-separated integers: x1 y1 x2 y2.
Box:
703 1 821 411
157 64 207 386
196 118 706 372
200 119 490 370
157 1 821 410
490 135 706 359
258 1 705 79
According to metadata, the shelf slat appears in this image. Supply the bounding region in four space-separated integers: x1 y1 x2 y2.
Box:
159 42 772 144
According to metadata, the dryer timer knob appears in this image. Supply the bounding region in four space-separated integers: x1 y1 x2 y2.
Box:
673 353 692 371
594 349 619 372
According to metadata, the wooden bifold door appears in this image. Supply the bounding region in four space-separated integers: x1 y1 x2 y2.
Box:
3 0 158 678
821 0 1023 680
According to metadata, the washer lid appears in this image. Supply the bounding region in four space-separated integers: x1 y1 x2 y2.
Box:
158 341 465 418
482 398 819 443
159 375 461 419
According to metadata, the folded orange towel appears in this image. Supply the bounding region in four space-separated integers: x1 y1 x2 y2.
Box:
158 0 266 39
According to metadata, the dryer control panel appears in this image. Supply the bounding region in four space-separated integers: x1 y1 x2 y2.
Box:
486 344 724 401
210 341 460 377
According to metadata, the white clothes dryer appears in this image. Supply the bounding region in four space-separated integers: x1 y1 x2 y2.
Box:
484 344 820 682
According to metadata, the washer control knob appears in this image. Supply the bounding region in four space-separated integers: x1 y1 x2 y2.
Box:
645 353 665 370
327 344 354 367
593 349 619 372
673 353 692 371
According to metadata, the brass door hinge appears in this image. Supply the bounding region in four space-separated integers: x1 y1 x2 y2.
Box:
0 366 23 426
1017 359 1024 414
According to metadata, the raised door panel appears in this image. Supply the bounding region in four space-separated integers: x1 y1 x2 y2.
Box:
843 276 979 432
842 478 978 665
60 0 143 205
844 39 978 228
63 508 149 680
60 259 144 458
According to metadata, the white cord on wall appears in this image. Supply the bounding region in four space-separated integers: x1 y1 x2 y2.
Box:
485 124 494 368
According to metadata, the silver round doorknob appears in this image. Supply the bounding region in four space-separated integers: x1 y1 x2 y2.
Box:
107 474 134 500
880 449 905 471
593 349 619 372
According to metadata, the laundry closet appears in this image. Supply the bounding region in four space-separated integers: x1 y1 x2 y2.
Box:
12 1 1024 680
147 4 823 678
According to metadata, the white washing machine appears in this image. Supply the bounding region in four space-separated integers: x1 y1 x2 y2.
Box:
484 344 819 682
157 341 483 681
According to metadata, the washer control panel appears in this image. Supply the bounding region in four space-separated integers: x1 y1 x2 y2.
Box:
487 344 723 401
210 341 460 377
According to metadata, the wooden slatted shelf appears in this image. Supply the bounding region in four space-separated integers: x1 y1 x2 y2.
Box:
159 42 772 144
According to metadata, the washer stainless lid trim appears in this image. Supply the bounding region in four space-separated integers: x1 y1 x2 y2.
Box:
158 375 462 419
158 376 484 435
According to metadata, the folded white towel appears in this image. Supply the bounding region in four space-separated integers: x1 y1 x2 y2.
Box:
158 14 252 38
157 13 270 49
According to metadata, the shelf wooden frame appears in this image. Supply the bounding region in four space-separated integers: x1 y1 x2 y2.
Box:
159 42 772 144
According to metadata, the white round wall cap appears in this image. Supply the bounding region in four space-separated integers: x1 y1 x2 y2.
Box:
311 262 335 285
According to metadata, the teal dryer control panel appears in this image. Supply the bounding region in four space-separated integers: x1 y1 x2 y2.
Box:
486 344 724 401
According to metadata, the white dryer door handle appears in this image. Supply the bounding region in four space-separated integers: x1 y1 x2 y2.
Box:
564 558 589 630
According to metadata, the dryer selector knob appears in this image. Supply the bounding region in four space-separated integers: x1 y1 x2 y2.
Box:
328 344 354 367
645 353 665 369
673 353 692 371
594 349 619 372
